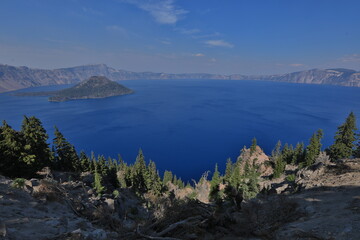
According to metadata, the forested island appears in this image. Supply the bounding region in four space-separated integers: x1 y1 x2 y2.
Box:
15 76 133 102
1 113 360 239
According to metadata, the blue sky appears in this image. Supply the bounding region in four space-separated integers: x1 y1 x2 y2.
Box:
0 0 359 74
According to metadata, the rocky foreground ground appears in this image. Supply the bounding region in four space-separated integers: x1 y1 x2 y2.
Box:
1 158 360 240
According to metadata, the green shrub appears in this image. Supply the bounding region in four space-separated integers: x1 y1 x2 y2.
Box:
286 174 296 182
113 190 120 198
187 191 197 200
11 178 26 188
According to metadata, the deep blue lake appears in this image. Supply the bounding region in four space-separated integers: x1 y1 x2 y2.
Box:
1 80 360 180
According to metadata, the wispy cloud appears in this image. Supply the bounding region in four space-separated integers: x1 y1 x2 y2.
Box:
205 40 234 48
126 0 187 24
192 32 221 39
289 63 304 67
106 25 128 36
192 53 205 57
161 40 171 45
276 63 305 67
340 54 360 62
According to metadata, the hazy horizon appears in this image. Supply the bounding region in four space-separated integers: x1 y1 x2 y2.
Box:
1 62 359 77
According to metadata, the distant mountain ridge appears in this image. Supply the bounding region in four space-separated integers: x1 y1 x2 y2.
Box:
1 63 359 93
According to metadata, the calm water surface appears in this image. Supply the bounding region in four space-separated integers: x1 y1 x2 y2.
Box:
1 80 360 180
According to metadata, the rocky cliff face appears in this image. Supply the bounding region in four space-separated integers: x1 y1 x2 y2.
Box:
1 63 359 93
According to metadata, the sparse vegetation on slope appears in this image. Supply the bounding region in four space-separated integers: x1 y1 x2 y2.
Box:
1 113 360 239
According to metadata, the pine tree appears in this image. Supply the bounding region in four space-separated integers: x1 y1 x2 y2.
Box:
173 174 178 185
107 157 119 189
145 160 162 195
272 141 285 178
224 158 233 183
176 178 184 188
97 155 107 176
0 121 24 177
272 140 282 157
328 112 357 160
94 165 106 195
292 142 305 164
209 163 221 202
282 143 295 164
117 156 128 188
53 126 79 171
305 129 323 166
250 137 257 155
163 170 173 185
243 163 260 199
79 151 90 172
356 133 360 158
20 116 52 173
230 163 242 189
131 149 147 192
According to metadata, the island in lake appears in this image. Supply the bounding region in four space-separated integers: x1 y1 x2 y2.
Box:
16 76 134 102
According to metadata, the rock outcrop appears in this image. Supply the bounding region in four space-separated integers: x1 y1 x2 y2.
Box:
1 158 360 239
237 145 273 177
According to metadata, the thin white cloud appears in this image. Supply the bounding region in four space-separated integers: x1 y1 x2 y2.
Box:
193 53 205 57
192 32 221 39
289 63 304 67
205 40 234 48
161 40 171 45
106 25 127 36
341 54 360 62
126 0 187 24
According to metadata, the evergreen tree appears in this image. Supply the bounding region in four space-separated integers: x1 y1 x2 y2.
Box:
304 129 323 166
79 151 90 172
131 149 147 192
272 141 285 178
272 140 282 157
224 158 233 183
94 165 106 195
356 134 360 158
328 112 357 160
97 155 107 176
53 126 79 171
242 162 260 199
173 174 178 185
209 163 221 202
210 163 220 187
282 143 295 164
292 142 305 164
145 160 162 195
250 137 257 155
163 170 173 185
230 163 242 189
20 116 52 173
176 178 184 188
117 156 128 188
107 157 119 189
0 121 24 177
